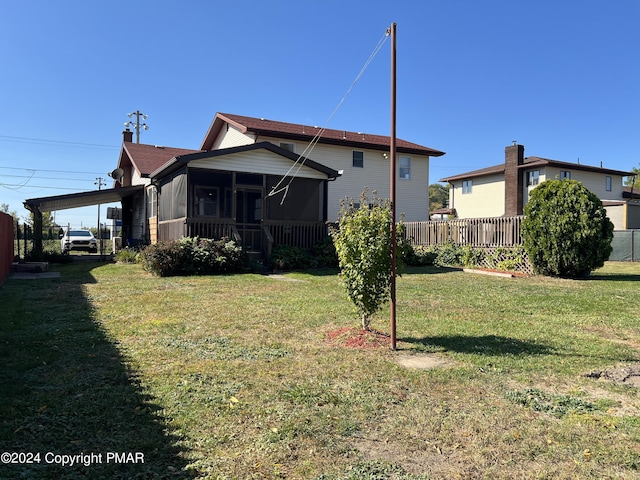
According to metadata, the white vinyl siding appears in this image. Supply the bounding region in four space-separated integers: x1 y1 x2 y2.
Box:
213 124 256 149
189 150 328 180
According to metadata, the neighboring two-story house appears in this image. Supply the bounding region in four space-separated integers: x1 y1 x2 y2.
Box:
114 112 444 254
440 143 640 229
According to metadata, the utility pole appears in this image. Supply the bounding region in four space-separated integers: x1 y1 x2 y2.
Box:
389 22 397 351
95 177 106 257
124 110 149 143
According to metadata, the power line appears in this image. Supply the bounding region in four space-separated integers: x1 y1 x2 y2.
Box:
0 165 109 175
0 184 91 192
0 134 119 149
0 173 100 182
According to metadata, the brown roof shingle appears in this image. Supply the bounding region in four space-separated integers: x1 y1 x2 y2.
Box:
121 143 202 176
201 112 445 157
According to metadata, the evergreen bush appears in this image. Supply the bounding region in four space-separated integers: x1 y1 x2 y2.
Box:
521 179 613 278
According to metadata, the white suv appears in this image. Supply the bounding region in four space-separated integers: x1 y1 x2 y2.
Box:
61 230 98 253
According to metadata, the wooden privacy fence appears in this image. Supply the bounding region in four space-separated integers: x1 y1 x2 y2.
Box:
404 216 525 247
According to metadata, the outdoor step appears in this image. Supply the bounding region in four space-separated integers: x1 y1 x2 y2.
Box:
11 262 49 273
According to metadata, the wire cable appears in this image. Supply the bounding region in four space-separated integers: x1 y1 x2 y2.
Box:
267 28 391 204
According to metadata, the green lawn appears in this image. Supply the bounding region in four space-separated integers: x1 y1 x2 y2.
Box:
1 262 639 479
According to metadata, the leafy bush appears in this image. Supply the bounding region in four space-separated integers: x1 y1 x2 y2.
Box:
140 237 249 277
403 244 437 266
484 246 526 272
330 192 405 330
311 236 339 268
114 246 140 264
269 244 317 271
461 244 484 268
522 179 613 278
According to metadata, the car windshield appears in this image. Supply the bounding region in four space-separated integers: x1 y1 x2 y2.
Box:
68 230 92 237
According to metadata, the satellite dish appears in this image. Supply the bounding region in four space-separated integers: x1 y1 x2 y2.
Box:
109 168 124 184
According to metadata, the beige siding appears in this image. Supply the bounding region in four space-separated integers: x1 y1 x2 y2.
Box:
190 150 328 180
521 167 626 209
604 205 625 230
214 124 256 149
131 170 151 187
449 174 505 218
259 135 430 221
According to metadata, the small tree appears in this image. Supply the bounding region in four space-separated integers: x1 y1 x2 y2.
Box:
521 179 614 278
330 191 405 330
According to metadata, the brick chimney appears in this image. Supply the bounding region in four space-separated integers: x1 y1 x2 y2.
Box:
122 128 133 143
504 143 525 216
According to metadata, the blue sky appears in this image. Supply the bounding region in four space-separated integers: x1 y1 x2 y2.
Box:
1 1 638 228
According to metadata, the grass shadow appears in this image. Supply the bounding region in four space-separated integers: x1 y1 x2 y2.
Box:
587 273 640 282
401 334 555 356
0 263 193 478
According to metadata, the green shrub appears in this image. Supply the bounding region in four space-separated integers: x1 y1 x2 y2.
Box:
114 246 139 264
522 179 613 278
461 244 484 268
403 244 437 266
484 246 526 272
140 237 249 277
330 192 404 330
311 236 339 268
269 244 318 271
427 241 465 267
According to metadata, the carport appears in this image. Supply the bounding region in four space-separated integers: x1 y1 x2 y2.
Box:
23 185 144 258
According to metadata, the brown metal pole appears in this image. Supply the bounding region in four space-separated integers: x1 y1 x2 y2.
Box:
389 22 397 350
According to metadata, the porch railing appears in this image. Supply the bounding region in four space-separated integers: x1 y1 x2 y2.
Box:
186 218 240 242
157 218 187 241
158 218 327 252
404 216 525 247
263 220 328 250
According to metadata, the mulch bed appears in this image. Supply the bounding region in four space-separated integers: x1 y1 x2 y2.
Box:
325 326 393 349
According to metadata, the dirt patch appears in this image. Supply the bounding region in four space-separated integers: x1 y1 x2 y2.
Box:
325 327 394 349
586 364 640 388
395 353 453 370
265 274 305 282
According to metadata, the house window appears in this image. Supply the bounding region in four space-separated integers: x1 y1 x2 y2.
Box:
462 180 472 194
560 171 571 180
527 170 540 186
194 186 219 217
606 176 612 191
280 142 295 152
352 151 364 168
399 156 411 180
146 186 157 218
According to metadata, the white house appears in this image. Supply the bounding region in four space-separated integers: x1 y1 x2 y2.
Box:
111 112 444 250
200 113 445 222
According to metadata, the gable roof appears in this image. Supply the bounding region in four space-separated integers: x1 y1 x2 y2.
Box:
150 141 340 179
118 143 202 178
440 156 633 183
201 112 445 157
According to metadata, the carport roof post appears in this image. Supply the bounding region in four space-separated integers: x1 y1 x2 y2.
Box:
23 203 43 259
